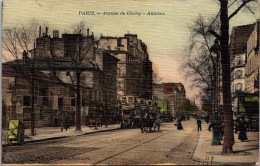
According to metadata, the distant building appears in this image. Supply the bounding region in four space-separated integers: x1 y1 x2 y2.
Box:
153 82 186 117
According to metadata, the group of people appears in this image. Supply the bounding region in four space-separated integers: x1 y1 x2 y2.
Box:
175 116 248 142
175 117 202 132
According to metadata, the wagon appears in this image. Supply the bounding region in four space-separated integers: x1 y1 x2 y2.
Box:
140 113 160 133
6 120 25 145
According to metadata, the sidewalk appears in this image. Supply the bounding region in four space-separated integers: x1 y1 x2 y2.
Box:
193 122 259 165
2 124 120 145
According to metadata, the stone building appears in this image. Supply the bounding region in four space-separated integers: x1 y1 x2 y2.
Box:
230 23 255 115
3 29 119 125
153 82 186 118
2 64 74 128
229 20 259 130
245 20 259 94
244 20 259 130
97 34 153 100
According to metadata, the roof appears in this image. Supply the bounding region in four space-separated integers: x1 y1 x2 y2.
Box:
230 24 255 55
3 56 99 71
2 64 61 83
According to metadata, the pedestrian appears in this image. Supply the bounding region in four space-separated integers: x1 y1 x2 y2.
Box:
234 118 240 133
245 116 250 131
238 118 247 141
176 119 183 130
220 123 224 140
64 113 70 131
197 119 202 132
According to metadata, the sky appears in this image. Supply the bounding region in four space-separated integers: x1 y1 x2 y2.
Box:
2 0 259 105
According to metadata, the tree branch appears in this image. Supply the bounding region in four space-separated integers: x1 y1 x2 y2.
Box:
228 0 255 20
208 30 221 40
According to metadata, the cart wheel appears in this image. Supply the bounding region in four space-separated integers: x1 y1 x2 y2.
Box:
149 126 152 132
18 134 24 145
7 137 12 145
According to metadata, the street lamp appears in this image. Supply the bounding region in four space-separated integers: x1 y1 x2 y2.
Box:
209 39 222 145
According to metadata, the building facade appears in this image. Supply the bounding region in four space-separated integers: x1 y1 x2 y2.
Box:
98 34 153 100
153 82 186 118
245 20 259 94
230 24 255 116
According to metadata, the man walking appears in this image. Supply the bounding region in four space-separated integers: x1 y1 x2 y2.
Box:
197 118 202 132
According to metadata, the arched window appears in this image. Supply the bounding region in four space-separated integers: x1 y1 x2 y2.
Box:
237 57 242 65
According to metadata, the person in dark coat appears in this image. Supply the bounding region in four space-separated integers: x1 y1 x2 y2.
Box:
177 119 183 130
238 118 247 141
197 119 202 132
64 113 70 131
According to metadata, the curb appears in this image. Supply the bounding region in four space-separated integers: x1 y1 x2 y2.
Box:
193 156 256 166
2 127 121 146
192 131 257 166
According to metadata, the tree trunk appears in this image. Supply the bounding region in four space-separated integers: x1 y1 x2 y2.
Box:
76 71 81 131
220 0 234 154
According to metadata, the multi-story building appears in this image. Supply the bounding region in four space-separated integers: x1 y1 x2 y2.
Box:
153 82 186 118
230 24 255 116
245 20 259 94
3 28 119 124
244 20 259 130
97 34 153 100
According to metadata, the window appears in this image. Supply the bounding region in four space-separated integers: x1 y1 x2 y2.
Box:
58 98 63 108
71 98 75 106
237 58 242 65
23 96 30 106
235 83 242 91
82 99 87 106
89 90 93 101
53 71 57 76
236 70 242 79
39 81 48 96
69 88 75 97
42 97 49 106
99 91 102 101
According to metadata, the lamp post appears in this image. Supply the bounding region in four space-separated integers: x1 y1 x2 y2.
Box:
209 39 222 145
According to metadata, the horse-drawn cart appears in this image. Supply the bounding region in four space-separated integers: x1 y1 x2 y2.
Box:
140 112 161 133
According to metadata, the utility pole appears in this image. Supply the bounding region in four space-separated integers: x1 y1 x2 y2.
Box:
31 43 36 135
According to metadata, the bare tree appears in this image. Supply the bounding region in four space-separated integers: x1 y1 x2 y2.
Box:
2 20 40 135
71 20 88 35
183 15 219 122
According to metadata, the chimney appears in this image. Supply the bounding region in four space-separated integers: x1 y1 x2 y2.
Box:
87 28 89 36
53 30 59 38
45 27 48 37
39 26 41 38
22 50 28 65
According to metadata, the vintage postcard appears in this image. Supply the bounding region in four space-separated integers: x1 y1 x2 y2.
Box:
1 0 259 165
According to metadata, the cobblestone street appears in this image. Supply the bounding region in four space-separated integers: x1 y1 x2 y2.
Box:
3 119 203 165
